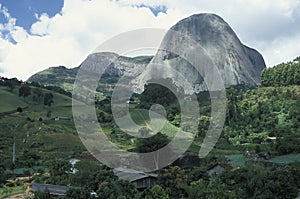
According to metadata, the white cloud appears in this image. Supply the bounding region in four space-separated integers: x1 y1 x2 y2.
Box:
254 33 300 67
0 0 184 80
0 0 300 80
30 13 51 36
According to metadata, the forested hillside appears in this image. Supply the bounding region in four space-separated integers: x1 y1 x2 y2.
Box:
261 56 300 86
0 57 300 198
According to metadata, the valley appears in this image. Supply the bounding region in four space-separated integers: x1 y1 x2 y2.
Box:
0 13 299 199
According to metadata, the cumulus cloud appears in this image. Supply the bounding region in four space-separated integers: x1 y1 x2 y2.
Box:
30 13 51 36
120 0 300 66
0 0 300 80
0 0 184 80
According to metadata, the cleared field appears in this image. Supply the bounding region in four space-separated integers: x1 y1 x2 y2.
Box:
226 154 245 166
265 154 300 164
0 88 27 113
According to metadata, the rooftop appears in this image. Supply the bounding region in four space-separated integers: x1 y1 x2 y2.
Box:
113 167 157 182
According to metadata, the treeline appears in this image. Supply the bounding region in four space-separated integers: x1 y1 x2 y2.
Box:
223 85 300 155
261 56 300 87
32 158 300 199
0 77 21 89
0 76 71 97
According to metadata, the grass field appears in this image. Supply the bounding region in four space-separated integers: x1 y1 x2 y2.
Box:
226 154 245 166
0 185 26 198
0 88 28 113
265 154 300 164
0 85 87 170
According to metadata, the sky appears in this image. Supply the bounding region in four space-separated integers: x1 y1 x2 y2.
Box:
0 0 300 80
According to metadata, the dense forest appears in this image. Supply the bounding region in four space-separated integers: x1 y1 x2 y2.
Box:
261 56 300 86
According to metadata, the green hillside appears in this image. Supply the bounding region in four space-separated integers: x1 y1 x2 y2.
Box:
0 84 85 172
27 66 78 92
0 56 300 198
0 88 27 112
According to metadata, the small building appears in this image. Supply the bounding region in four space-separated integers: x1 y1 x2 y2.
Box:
173 153 202 168
69 158 80 174
113 167 157 190
207 163 234 177
54 116 70 121
32 182 70 196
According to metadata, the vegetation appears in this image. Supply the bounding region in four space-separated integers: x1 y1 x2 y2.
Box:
0 56 300 198
261 56 300 86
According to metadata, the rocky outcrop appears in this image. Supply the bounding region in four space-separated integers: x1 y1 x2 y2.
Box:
28 13 266 94
132 13 266 93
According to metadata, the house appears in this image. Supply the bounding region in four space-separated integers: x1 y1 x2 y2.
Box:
69 158 80 174
173 153 201 168
207 163 234 177
32 182 70 196
54 116 70 121
113 167 157 190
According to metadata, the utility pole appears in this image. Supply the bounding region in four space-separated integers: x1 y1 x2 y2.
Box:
8 123 19 166
13 134 16 165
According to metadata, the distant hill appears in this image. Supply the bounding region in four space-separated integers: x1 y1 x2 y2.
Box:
28 54 152 93
28 66 78 93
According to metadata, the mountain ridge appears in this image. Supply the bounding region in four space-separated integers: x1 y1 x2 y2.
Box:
141 13 266 92
28 13 266 93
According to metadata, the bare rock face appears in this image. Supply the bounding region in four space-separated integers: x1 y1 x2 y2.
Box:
134 13 266 93
28 14 266 94
28 52 152 92
79 52 152 78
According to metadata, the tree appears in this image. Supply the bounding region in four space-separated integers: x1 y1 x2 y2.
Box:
65 188 91 199
139 78 183 109
47 159 71 176
44 92 54 107
219 163 299 199
34 190 51 199
18 84 31 98
136 132 169 153
0 166 9 182
5 78 20 91
16 107 23 113
135 132 170 169
158 166 188 198
70 160 117 191
141 184 169 199
46 159 71 185
261 58 300 87
180 179 207 199
32 88 43 103
97 179 137 199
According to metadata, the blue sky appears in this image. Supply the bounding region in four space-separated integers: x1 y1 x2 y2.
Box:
0 0 300 80
137 4 167 16
0 0 63 30
0 0 63 44
0 0 165 35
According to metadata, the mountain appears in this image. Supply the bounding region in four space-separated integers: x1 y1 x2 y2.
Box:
134 13 266 93
28 13 266 93
28 53 152 93
28 65 78 92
